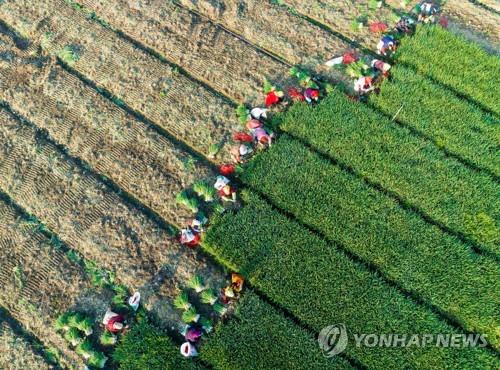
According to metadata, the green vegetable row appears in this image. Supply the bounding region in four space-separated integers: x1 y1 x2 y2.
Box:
113 292 347 369
204 191 498 368
279 90 499 255
201 292 351 370
239 137 499 348
369 65 500 177
113 319 200 370
394 25 500 116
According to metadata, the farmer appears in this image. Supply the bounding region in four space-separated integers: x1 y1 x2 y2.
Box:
250 107 268 120
191 213 208 233
417 1 439 23
354 75 375 94
377 35 397 56
265 89 284 107
220 273 245 304
304 88 320 103
288 87 305 102
184 325 203 343
128 292 141 311
180 227 200 248
371 59 391 76
102 308 126 334
253 127 273 147
233 131 254 143
180 342 198 357
246 118 263 130
230 143 253 163
394 16 416 35
214 175 237 202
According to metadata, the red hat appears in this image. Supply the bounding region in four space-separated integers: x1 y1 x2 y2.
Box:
219 164 235 176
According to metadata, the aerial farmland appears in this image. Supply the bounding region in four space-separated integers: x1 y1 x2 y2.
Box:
0 0 498 369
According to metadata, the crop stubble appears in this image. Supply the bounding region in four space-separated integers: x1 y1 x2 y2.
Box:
0 36 211 227
78 0 289 104
0 109 225 329
0 0 237 159
0 199 88 368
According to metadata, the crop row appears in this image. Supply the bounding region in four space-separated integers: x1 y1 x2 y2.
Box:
280 91 499 255
240 136 500 348
201 292 351 370
476 0 500 13
394 25 500 115
0 108 226 310
0 0 236 160
176 0 353 68
76 0 288 103
0 22 342 367
281 0 399 47
0 198 88 368
204 191 498 368
0 37 210 227
369 64 500 177
0 319 52 370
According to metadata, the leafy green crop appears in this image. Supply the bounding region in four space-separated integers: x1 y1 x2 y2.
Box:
238 137 499 349
204 191 498 367
201 293 351 370
113 320 198 370
280 90 499 254
369 65 500 177
394 25 500 116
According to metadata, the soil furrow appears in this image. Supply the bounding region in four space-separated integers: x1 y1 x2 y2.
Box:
0 199 89 369
175 0 357 72
0 0 237 159
0 107 226 332
77 0 290 104
0 35 212 226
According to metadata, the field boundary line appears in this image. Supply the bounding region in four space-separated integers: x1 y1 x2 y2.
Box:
70 1 238 106
171 1 293 68
399 60 500 120
241 184 500 355
467 0 500 16
365 100 500 183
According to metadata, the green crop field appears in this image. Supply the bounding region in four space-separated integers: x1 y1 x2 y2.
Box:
395 25 500 116
0 1 498 369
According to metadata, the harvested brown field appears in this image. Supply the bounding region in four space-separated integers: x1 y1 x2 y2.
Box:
0 320 52 370
0 198 90 368
0 0 236 159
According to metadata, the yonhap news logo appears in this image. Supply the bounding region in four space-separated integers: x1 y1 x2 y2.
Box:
318 324 488 357
318 324 348 357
